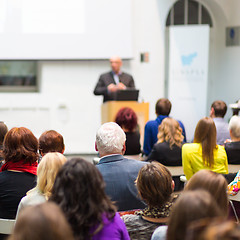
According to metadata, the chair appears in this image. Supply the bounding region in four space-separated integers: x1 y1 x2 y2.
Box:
0 218 15 234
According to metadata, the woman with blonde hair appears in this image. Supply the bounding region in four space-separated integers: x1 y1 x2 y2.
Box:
16 152 67 215
182 117 228 180
147 117 183 166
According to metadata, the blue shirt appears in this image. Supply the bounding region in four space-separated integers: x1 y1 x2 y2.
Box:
143 115 186 156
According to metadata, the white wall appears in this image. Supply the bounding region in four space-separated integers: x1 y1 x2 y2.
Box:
1 0 240 153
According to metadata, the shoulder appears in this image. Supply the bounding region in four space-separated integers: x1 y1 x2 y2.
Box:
145 120 158 128
216 145 227 154
182 143 199 150
99 72 112 78
121 72 133 78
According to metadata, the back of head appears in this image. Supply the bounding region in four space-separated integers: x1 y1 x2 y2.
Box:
96 122 126 156
229 115 240 139
167 190 222 240
115 107 138 132
136 162 173 208
9 202 74 240
37 152 67 199
193 117 216 167
50 158 116 240
211 100 227 118
157 117 183 148
3 127 38 164
185 170 228 216
155 98 172 116
39 130 65 156
0 122 8 145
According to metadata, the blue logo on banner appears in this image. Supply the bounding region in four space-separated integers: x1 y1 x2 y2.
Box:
181 52 197 66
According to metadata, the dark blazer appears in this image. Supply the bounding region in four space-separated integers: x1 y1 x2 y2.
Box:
96 154 146 211
224 141 240 164
94 71 135 102
147 141 182 166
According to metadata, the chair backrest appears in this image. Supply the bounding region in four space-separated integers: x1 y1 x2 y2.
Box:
0 218 15 234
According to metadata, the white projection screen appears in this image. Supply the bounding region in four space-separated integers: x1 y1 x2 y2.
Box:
168 25 210 141
0 0 132 59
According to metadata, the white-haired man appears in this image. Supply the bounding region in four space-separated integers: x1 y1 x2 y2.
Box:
95 122 146 211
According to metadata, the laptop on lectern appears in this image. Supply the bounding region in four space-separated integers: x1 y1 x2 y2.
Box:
112 89 139 101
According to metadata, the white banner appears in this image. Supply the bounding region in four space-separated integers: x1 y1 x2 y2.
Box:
168 25 210 141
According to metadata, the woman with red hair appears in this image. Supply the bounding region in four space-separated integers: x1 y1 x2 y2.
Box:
0 127 38 220
115 107 141 155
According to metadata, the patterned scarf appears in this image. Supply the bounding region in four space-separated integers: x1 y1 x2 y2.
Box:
136 194 178 218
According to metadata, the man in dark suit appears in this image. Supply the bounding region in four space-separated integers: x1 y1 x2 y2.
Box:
95 122 146 211
94 56 135 102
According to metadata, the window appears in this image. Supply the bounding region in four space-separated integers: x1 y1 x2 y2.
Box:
0 61 38 92
166 0 212 27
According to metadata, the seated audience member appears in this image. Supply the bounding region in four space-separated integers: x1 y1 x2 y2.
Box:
210 100 230 145
147 118 183 166
162 190 222 240
121 162 177 240
95 122 146 211
185 170 228 217
115 107 141 155
143 98 186 156
0 122 8 167
185 219 240 240
9 202 74 240
17 152 67 215
182 117 228 180
39 130 65 156
0 127 38 219
224 115 240 164
50 158 130 240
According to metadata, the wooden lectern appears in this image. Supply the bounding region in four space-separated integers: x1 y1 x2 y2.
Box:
101 101 149 146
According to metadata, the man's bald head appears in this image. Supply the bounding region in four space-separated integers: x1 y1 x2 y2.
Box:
110 56 122 74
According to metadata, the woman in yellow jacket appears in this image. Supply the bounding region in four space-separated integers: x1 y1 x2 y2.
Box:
182 117 228 180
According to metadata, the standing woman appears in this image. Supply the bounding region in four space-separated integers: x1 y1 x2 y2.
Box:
0 127 38 219
182 117 228 180
147 118 183 166
50 158 130 240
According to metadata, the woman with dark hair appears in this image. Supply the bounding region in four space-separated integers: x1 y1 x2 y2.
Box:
182 117 228 180
115 107 141 155
50 158 130 240
121 162 176 239
9 202 74 240
147 118 183 166
185 169 229 217
0 127 38 219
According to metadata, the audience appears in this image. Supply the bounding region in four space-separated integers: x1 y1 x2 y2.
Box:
39 130 65 156
0 127 38 219
50 158 130 240
224 115 240 164
16 152 67 216
0 122 8 167
9 202 74 240
210 100 230 145
184 169 229 217
115 107 141 155
95 122 146 211
147 118 183 166
182 117 228 180
121 162 177 240
143 98 186 156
